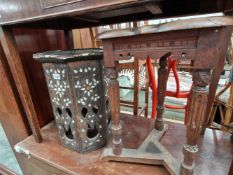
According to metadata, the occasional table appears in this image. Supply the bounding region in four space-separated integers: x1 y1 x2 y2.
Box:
98 16 233 175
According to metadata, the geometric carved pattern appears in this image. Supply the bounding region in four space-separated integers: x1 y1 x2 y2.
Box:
114 38 197 51
36 49 109 153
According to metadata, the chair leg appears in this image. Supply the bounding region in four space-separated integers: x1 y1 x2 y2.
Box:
222 83 233 131
133 59 139 116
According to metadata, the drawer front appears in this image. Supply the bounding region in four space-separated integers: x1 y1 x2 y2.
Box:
40 0 85 9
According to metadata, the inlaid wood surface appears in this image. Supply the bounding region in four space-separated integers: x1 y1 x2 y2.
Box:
15 114 233 175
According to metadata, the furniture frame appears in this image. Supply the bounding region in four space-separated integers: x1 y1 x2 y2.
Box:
0 0 233 174
98 17 233 175
118 59 149 117
209 82 233 133
146 55 190 122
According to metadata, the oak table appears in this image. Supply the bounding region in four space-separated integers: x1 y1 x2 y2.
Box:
97 16 233 175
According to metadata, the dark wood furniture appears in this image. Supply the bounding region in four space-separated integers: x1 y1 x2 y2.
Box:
0 0 233 174
15 115 233 175
98 16 233 175
0 0 232 28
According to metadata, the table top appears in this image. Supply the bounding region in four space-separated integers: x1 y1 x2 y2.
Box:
97 16 233 40
15 114 233 175
0 0 232 29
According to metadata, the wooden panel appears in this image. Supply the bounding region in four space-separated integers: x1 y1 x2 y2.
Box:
18 155 70 175
40 0 85 9
0 0 148 25
110 29 198 63
13 28 68 128
0 39 29 174
0 26 43 142
0 0 229 28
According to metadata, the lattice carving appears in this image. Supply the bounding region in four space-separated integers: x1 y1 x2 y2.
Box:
37 49 109 153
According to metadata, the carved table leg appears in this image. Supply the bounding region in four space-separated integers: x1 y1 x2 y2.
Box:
181 70 211 175
106 67 122 155
155 54 168 131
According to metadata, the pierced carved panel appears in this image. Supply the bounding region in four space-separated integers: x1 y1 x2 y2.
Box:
38 49 109 153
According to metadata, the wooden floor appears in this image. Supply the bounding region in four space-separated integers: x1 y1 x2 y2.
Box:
15 114 233 175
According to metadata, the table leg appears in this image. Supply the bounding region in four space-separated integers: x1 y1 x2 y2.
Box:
181 70 211 175
155 54 168 131
0 27 42 142
106 67 122 155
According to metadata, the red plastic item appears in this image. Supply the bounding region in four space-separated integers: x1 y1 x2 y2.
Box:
146 55 191 124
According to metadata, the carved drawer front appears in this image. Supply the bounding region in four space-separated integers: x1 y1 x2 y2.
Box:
33 49 110 153
40 0 85 9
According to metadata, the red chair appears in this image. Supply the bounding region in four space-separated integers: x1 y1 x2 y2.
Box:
146 55 191 124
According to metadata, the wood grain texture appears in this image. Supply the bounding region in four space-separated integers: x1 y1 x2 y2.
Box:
0 0 229 29
181 70 211 175
15 115 233 175
0 0 154 25
13 28 67 128
0 37 29 175
106 67 122 155
154 53 169 130
0 27 42 142
202 27 233 132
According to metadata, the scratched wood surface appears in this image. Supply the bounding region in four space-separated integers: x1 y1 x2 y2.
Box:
16 114 233 175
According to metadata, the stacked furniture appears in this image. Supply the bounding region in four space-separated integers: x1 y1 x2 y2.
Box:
0 1 233 175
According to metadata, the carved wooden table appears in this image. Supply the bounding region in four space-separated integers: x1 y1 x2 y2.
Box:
98 17 233 175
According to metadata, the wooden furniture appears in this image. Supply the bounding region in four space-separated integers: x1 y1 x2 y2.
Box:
98 16 233 175
146 55 191 122
33 49 110 153
0 0 233 174
209 82 233 133
0 28 69 174
118 59 149 117
14 115 233 175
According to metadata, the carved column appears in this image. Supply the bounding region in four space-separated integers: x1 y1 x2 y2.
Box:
154 54 168 131
106 67 122 155
181 70 211 175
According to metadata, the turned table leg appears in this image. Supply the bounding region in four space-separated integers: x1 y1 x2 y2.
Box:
106 67 122 155
181 70 211 175
155 54 168 131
